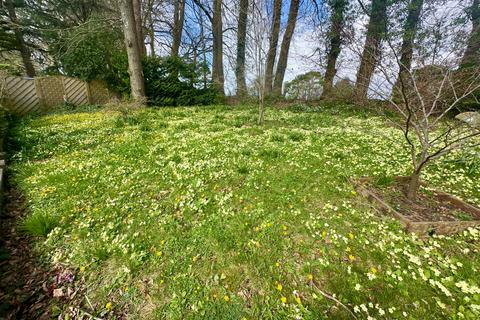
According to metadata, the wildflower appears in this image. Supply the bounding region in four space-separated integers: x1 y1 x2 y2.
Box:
105 302 112 309
275 262 280 267
79 266 86 272
307 274 313 280
281 296 287 303
355 283 361 291
156 251 163 257
348 233 354 239
348 255 356 262
295 296 302 304
223 295 230 302
277 283 283 291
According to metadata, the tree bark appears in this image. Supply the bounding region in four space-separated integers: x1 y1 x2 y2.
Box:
407 170 421 200
132 0 147 56
235 0 248 97
5 0 36 77
119 0 146 103
272 0 300 96
212 0 225 94
171 0 186 56
460 0 480 68
321 0 348 99
395 0 424 91
264 0 282 95
146 0 156 56
353 0 388 102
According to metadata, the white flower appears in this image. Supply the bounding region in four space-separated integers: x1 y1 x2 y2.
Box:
355 283 362 291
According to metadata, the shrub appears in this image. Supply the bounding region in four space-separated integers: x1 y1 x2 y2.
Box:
143 56 219 106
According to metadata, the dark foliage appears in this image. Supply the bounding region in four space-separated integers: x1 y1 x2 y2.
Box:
143 56 219 106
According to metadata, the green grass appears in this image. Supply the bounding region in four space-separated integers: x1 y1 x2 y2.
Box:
8 104 480 319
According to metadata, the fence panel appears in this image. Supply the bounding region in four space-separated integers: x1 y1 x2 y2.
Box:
64 77 89 105
0 75 113 114
4 76 40 114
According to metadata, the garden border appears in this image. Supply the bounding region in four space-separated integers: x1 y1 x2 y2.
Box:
352 177 480 236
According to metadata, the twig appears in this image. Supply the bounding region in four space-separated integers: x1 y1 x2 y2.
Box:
311 282 358 319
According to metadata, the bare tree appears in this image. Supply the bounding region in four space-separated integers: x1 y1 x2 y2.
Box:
247 0 270 124
321 0 349 99
235 0 248 97
273 0 300 96
212 0 225 94
132 0 146 56
353 0 388 102
172 0 186 56
264 0 282 95
145 0 156 56
369 15 480 200
119 0 146 103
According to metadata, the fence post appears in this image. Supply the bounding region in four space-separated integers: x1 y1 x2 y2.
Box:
86 81 92 104
34 77 46 111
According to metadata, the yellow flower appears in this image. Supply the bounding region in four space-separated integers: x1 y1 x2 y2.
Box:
156 251 163 257
348 233 354 239
307 274 313 280
275 262 280 267
223 295 230 302
346 247 351 252
371 266 378 274
192 255 199 262
160 240 166 245
277 284 283 291
281 296 287 303
295 296 302 304
322 230 327 237
79 266 86 272
348 255 356 262
255 226 260 232
105 302 112 309
282 225 287 231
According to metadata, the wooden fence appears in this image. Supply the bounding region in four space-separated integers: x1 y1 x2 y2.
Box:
0 74 114 114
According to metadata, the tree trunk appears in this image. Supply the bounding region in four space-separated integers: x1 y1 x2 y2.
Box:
119 0 146 103
321 0 348 99
264 0 282 95
460 0 480 68
5 0 36 77
172 0 186 56
407 170 421 200
212 0 225 94
395 0 424 92
235 0 248 97
353 0 388 102
272 0 300 96
147 0 156 56
132 0 146 56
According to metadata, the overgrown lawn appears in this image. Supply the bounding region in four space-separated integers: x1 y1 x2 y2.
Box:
9 104 480 319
